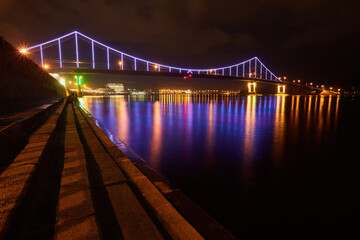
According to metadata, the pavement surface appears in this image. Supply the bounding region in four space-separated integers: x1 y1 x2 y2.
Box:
0 99 226 240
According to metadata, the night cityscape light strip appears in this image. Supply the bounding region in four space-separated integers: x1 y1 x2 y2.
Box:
121 53 124 70
25 31 280 81
254 58 257 78
91 40 95 69
249 59 251 76
75 32 79 68
58 39 62 68
107 47 110 70
40 45 43 67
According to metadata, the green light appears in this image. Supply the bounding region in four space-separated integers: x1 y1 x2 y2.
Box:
75 75 83 86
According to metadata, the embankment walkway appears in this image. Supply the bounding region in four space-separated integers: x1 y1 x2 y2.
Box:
0 99 236 240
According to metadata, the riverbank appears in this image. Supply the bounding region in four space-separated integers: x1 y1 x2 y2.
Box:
0 98 236 239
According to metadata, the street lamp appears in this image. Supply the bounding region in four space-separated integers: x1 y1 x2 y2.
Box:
44 64 49 70
118 61 122 69
19 49 27 54
75 75 83 96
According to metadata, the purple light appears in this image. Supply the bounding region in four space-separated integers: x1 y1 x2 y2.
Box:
25 31 281 81
134 58 137 71
58 39 62 68
40 45 43 67
107 47 109 70
249 60 251 77
75 32 79 68
146 62 149 71
121 53 123 70
254 58 257 78
91 40 95 69
236 65 238 77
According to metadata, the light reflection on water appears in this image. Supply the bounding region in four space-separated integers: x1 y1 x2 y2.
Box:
82 94 359 238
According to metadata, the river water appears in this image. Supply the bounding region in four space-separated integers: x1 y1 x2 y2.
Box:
81 94 360 239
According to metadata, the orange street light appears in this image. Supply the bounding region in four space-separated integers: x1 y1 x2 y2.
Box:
44 64 49 70
19 49 27 54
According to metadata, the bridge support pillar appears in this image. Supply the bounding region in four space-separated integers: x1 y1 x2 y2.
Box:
248 82 256 94
277 85 286 94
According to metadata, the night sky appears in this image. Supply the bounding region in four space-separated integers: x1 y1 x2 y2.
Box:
1 0 359 88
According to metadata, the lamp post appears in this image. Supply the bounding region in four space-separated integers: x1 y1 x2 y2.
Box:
75 75 83 97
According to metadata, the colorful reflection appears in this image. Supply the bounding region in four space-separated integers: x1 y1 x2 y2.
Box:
82 95 342 173
81 94 351 239
149 101 162 170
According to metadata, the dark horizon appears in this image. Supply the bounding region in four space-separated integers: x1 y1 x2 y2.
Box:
1 0 359 89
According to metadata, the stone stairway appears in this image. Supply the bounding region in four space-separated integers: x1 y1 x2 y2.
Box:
0 99 236 240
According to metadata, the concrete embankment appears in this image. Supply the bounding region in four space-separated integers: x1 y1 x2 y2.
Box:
0 36 65 110
0 99 237 239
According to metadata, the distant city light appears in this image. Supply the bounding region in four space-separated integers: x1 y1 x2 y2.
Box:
59 78 66 87
44 64 49 69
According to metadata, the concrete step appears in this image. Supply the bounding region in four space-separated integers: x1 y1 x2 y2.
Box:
0 99 66 239
72 104 166 240
0 99 63 169
75 103 205 240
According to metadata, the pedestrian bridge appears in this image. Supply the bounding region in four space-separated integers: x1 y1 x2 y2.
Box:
22 31 281 82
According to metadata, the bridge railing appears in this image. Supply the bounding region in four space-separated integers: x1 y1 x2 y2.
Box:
23 31 281 82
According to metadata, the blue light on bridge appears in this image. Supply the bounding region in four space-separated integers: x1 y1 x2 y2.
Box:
24 31 281 82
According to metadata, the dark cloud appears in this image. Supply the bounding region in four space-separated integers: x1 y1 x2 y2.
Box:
1 0 359 86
